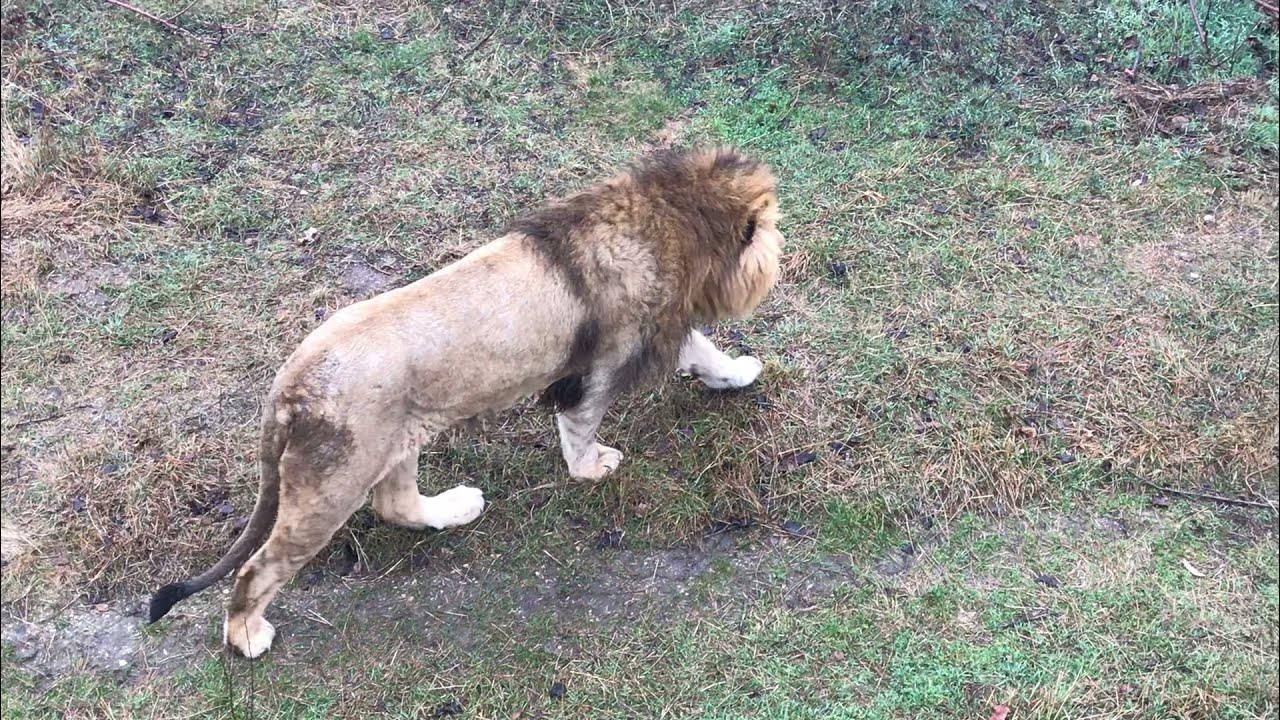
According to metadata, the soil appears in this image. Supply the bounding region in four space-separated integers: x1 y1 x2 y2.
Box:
2 502 1270 692
1 527 863 683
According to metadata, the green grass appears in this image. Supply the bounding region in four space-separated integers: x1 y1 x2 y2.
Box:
1 0 1277 717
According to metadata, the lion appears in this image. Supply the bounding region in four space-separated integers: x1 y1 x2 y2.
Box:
147 147 784 658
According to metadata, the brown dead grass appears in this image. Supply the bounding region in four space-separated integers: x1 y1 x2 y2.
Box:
0 175 315 607
0 122 37 194
709 188 1278 521
0 126 144 304
1114 77 1270 137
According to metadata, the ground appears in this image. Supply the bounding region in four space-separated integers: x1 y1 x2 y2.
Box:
1 1 1277 718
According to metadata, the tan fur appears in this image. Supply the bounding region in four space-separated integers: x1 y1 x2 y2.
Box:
150 148 784 658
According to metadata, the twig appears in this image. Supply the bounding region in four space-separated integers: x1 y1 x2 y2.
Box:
4 412 66 430
102 0 197 38
997 609 1056 630
509 479 566 498
424 80 457 115
1188 0 1212 60
164 0 201 22
302 609 333 628
423 28 499 114
1125 47 1143 79
457 26 498 64
3 404 89 431
1144 481 1278 513
892 217 941 242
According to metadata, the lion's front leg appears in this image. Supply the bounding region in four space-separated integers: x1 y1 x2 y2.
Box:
556 393 622 480
678 329 763 390
373 453 485 530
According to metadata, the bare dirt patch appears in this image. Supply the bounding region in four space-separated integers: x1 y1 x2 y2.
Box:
338 260 397 300
2 607 173 677
1123 207 1275 290
4 532 841 683
43 261 133 312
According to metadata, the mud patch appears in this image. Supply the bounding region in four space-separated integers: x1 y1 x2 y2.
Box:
277 537 850 659
5 506 1273 692
4 607 145 676
874 544 919 577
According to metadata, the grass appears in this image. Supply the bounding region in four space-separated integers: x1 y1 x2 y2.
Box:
2 503 1275 719
1 0 1277 717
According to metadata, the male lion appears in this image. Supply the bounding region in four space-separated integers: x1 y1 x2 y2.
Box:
149 147 784 657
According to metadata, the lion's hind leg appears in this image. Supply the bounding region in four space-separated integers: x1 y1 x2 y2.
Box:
678 329 763 390
223 448 374 658
372 452 485 530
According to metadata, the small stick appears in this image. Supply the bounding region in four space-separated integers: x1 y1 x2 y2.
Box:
457 27 498 64
424 80 457 115
1144 481 1277 513
998 609 1056 630
164 0 201 22
4 412 66 430
1126 47 1143 79
102 0 196 37
1188 0 1211 59
423 28 500 114
4 404 89 431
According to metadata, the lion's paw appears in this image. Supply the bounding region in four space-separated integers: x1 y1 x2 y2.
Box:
224 615 275 659
424 485 486 529
699 356 764 390
570 444 623 479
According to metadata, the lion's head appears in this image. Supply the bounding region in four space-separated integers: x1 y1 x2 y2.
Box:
671 148 784 322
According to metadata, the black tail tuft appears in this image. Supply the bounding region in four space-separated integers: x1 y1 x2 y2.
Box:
149 582 192 623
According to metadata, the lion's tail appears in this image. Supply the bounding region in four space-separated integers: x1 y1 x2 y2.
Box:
147 401 289 624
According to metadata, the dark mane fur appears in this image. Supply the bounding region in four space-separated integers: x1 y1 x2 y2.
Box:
512 148 775 408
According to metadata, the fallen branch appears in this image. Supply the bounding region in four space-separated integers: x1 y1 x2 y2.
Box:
1144 481 1278 513
102 0 197 38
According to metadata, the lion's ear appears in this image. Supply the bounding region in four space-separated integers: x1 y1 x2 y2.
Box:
741 214 757 245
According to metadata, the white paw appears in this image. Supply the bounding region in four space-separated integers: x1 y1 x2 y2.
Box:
224 615 274 659
424 485 486 529
569 444 623 479
699 356 764 390
729 356 764 386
